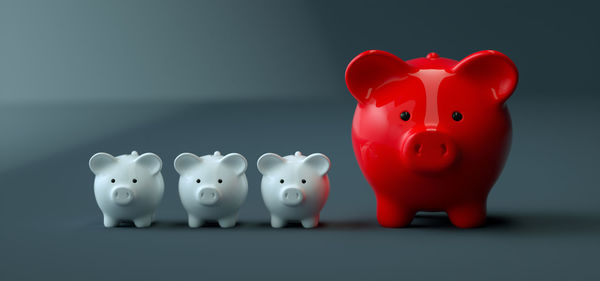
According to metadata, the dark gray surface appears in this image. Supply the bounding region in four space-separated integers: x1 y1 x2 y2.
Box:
1 96 599 280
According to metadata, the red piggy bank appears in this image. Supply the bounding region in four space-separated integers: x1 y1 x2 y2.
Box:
346 50 518 228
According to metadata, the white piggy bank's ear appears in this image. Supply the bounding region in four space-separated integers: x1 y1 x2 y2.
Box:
257 153 284 175
221 153 247 176
174 153 201 175
135 153 162 175
89 152 116 175
303 153 330 176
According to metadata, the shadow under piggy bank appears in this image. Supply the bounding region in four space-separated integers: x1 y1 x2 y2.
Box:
409 212 513 229
145 214 510 230
107 212 600 236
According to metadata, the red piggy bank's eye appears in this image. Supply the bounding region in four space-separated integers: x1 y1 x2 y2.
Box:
452 111 463 122
400 111 411 121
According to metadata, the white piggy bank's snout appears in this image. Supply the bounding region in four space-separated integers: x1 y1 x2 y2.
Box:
196 187 221 206
111 186 135 205
280 187 304 206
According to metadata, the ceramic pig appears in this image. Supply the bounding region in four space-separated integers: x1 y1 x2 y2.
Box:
346 50 518 228
257 151 330 228
174 151 248 228
89 151 164 228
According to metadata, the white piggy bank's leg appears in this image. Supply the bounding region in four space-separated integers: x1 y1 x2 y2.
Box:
301 215 319 228
270 215 286 228
151 213 156 222
188 214 204 228
218 213 238 228
133 214 153 228
103 215 119 228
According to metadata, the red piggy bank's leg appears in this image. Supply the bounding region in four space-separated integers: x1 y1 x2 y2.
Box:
446 203 486 228
376 196 415 227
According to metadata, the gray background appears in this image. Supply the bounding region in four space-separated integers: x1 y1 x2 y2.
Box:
1 0 599 280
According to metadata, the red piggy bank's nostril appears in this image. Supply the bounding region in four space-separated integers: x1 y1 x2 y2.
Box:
415 144 422 154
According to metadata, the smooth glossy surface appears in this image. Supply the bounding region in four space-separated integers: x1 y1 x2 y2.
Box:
346 50 518 228
257 151 331 228
89 151 164 228
174 151 248 228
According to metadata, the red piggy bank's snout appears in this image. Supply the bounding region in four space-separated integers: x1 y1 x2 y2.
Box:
402 131 458 172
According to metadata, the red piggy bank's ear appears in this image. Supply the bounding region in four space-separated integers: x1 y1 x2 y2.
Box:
451 50 518 104
345 50 416 103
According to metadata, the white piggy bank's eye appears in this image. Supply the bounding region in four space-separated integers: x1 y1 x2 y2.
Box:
280 179 284 184
132 178 138 183
110 179 115 183
196 179 201 183
301 179 306 184
218 179 223 184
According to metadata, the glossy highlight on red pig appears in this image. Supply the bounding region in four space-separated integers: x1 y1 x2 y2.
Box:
346 50 518 228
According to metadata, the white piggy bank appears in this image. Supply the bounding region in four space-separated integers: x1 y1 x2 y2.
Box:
89 151 164 228
257 151 331 228
174 151 248 228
